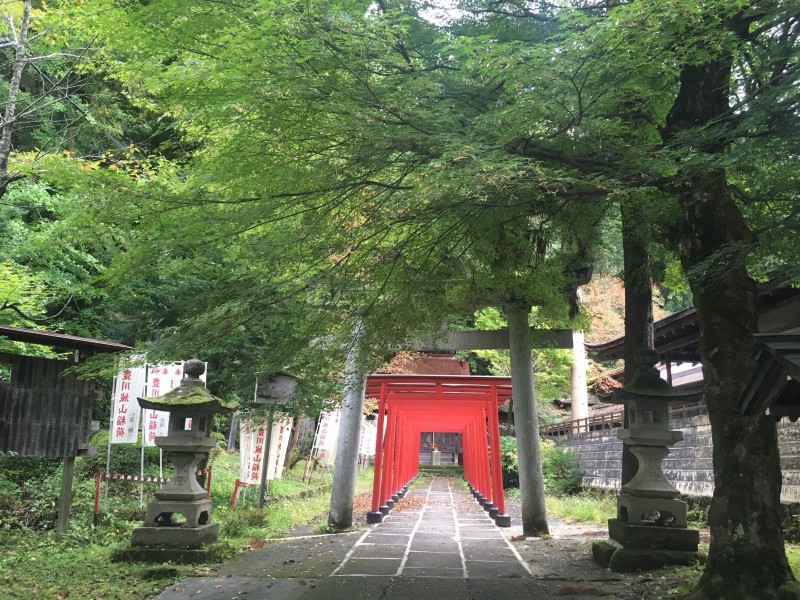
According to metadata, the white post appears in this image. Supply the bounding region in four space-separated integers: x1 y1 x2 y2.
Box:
571 329 589 433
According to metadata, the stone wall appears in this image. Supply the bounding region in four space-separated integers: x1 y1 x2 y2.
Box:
556 415 800 503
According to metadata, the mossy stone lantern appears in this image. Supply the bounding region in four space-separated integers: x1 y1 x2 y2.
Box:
131 358 237 549
593 350 703 572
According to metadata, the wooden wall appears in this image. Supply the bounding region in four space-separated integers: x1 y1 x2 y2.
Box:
0 356 95 457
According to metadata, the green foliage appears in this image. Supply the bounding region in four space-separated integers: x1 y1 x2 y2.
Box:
543 488 617 526
500 435 520 489
0 446 365 598
500 436 582 495
75 430 162 480
540 441 583 496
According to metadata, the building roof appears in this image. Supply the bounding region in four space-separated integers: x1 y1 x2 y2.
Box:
740 334 800 420
0 325 132 354
586 277 800 362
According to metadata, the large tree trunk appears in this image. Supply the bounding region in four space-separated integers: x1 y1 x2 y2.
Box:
328 325 367 530
665 56 796 598
504 301 549 536
620 199 654 485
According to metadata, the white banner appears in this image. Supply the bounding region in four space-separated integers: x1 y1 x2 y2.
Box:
112 360 208 445
266 416 293 481
313 409 341 467
239 416 294 485
111 366 147 444
143 362 183 446
359 421 377 457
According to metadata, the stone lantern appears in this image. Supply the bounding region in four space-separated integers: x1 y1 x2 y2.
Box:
131 358 237 550
593 350 703 572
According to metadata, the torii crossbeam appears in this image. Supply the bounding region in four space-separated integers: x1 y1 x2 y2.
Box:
365 374 512 527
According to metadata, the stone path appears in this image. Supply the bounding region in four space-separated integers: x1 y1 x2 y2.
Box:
153 477 634 600
330 478 530 579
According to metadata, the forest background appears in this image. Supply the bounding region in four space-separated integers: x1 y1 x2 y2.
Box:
0 1 799 598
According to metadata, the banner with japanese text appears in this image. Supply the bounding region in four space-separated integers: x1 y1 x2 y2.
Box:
111 366 147 444
359 421 377 458
142 362 184 447
313 409 341 467
239 416 294 485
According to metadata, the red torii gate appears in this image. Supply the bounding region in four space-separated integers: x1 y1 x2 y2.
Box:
365 374 512 527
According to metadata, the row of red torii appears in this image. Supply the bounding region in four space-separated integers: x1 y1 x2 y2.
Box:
365 374 512 527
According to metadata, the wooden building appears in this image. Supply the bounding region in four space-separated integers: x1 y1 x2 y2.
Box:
0 325 131 532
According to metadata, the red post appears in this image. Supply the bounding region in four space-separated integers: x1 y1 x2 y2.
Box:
93 470 102 525
231 479 241 509
370 383 388 513
380 403 397 510
488 386 506 515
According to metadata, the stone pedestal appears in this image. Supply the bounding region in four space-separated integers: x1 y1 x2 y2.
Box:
592 350 703 572
128 358 237 554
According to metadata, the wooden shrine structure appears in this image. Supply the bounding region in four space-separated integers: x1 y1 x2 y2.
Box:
0 325 131 532
365 374 513 527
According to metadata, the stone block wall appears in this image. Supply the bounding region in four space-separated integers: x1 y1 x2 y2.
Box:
556 416 800 503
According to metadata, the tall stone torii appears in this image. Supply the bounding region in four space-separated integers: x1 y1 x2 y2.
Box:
326 322 591 532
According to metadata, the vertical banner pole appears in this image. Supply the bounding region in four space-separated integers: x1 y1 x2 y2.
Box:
104 372 117 510
258 406 275 509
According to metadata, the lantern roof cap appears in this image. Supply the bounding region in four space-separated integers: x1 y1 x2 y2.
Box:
138 358 237 413
602 349 703 404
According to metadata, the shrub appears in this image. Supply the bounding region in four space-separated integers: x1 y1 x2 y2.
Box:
75 430 161 479
500 435 519 489
540 440 582 495
499 435 582 495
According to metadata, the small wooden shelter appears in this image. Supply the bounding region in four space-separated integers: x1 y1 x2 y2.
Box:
0 325 131 532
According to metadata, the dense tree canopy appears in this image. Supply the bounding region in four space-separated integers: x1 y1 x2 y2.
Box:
2 0 799 595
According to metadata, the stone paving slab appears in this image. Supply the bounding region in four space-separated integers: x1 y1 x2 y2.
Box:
295 576 393 600
219 533 360 578
467 578 551 600
400 566 464 578
404 550 463 569
152 577 320 600
337 557 402 576
350 543 408 559
407 539 460 553
153 476 652 600
384 577 471 599
463 547 518 561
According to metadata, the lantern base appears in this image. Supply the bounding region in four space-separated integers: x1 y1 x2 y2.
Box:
132 522 219 549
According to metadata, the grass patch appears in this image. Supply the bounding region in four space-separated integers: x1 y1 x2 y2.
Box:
505 488 617 526
0 446 373 599
545 490 616 526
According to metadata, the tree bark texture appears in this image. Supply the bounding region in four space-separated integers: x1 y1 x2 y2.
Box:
504 301 549 536
328 326 367 530
666 55 795 598
0 0 31 176
621 199 654 485
284 411 304 470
